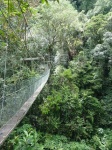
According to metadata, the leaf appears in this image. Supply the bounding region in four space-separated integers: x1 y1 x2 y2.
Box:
45 0 49 4
24 130 29 137
41 0 59 4
41 0 45 3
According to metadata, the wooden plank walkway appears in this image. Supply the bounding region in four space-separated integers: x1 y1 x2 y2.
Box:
0 70 50 146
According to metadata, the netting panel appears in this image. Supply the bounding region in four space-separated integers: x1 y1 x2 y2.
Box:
0 67 50 127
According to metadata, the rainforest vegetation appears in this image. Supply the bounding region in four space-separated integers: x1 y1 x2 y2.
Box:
0 0 112 149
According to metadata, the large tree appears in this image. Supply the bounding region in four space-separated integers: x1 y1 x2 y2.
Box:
29 0 86 59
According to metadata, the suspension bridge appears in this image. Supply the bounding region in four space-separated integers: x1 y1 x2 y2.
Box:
0 56 68 146
0 0 69 145
0 0 50 145
0 66 50 145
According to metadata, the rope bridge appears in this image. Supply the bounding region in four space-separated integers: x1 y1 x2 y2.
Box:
0 0 68 145
0 66 50 145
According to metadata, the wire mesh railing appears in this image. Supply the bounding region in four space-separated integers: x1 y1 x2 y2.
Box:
0 66 50 127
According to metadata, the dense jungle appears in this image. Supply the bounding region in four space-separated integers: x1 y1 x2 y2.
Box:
0 0 112 149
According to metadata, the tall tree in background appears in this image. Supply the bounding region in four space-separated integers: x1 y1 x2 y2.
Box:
29 0 86 60
69 0 96 13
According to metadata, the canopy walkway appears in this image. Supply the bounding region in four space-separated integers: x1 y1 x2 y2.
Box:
0 54 67 145
0 66 50 145
0 0 68 146
0 1 51 144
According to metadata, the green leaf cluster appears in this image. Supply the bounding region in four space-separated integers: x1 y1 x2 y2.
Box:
28 53 104 140
2 124 91 150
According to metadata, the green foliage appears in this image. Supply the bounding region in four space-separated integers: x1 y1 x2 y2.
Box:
2 124 43 150
87 0 112 17
2 124 112 150
1 0 29 17
91 32 112 80
6 67 39 84
44 134 91 150
69 52 103 91
41 0 59 4
90 128 112 149
28 53 104 140
85 14 107 48
70 0 97 13
0 0 32 81
101 85 112 127
30 0 85 56
2 124 91 150
105 12 112 32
